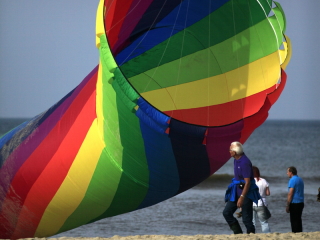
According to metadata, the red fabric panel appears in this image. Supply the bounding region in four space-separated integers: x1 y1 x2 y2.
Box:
11 90 97 239
0 72 97 239
267 70 287 105
104 0 117 34
112 0 154 56
205 69 286 176
240 103 269 143
163 85 276 127
240 69 287 143
105 0 135 49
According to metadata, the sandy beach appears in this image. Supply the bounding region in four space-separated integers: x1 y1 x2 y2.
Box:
14 232 320 240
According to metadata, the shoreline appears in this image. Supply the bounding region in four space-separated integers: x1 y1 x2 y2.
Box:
13 232 320 240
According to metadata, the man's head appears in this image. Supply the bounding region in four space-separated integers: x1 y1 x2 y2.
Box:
229 141 244 157
287 166 297 178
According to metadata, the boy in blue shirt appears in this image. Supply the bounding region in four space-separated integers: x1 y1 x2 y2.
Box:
286 166 304 233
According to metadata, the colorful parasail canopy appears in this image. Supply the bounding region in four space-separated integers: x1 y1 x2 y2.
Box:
0 0 291 238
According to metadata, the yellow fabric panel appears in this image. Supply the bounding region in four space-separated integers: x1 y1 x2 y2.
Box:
128 17 282 94
281 35 292 70
96 0 105 48
279 42 287 66
141 51 281 111
35 119 104 237
97 62 104 134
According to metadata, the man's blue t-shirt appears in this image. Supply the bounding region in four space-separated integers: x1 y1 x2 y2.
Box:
288 175 304 203
234 154 254 196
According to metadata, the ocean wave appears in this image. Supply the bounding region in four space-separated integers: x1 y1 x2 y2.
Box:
194 173 319 192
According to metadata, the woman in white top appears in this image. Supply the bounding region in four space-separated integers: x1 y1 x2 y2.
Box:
252 166 271 233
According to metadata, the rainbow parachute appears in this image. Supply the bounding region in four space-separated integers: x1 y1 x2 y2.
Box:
0 0 291 238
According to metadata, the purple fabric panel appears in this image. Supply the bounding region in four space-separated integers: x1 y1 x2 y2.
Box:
0 66 98 209
112 0 153 55
206 120 244 175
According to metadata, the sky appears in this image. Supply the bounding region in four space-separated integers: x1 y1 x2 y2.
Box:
0 1 319 120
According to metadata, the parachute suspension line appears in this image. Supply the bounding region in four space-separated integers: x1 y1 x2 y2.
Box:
119 0 173 98
170 0 190 112
104 0 117 33
119 0 168 66
230 0 243 115
143 0 182 91
154 0 184 113
247 0 268 92
106 0 141 34
206 0 212 126
254 0 274 91
269 2 286 75
256 0 282 89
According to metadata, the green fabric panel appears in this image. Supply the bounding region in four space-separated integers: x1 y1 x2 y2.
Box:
128 48 220 93
57 150 124 233
57 35 124 233
100 35 118 74
92 36 148 221
128 17 284 92
112 77 137 112
268 16 284 46
120 0 273 80
57 34 148 232
113 68 139 102
91 75 149 219
271 2 286 34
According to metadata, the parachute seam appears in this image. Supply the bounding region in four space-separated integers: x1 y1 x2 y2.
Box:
255 0 282 91
142 0 183 95
171 0 190 115
254 0 271 92
105 0 143 34
116 0 182 115
230 0 243 114
118 0 168 66
207 0 211 126
140 0 186 116
269 1 285 84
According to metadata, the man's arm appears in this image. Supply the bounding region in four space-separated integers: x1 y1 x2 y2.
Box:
286 188 294 213
237 177 250 208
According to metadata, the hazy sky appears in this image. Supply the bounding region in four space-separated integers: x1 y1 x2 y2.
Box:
1 1 319 120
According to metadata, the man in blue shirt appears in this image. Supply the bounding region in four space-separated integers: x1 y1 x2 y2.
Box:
223 142 260 234
286 166 304 233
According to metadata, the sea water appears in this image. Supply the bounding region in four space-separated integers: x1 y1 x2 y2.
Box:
0 119 319 236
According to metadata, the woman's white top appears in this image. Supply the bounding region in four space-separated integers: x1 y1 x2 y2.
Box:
253 177 269 206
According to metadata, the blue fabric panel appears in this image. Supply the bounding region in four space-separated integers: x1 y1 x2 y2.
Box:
137 98 169 127
169 119 210 193
0 120 29 149
116 0 230 64
137 115 179 209
136 108 167 134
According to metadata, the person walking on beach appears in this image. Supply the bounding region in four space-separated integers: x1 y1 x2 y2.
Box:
223 142 260 234
286 166 304 233
252 166 271 233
